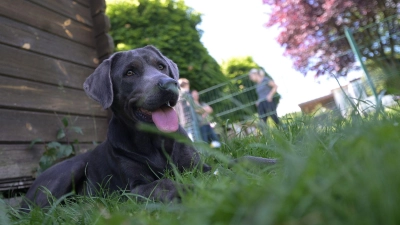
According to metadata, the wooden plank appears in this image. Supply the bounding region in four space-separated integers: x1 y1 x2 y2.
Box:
99 54 112 62
76 0 90 7
0 76 107 117
0 144 98 180
30 0 93 27
0 16 98 68
0 178 33 191
0 44 93 89
0 0 95 47
90 0 106 16
95 33 115 59
0 108 107 143
91 2 114 61
92 12 111 37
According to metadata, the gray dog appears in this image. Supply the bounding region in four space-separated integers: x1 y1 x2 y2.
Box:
21 45 211 210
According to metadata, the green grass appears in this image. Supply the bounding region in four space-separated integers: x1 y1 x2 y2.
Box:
2 109 400 225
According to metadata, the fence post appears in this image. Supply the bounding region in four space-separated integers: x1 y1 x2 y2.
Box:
344 27 379 106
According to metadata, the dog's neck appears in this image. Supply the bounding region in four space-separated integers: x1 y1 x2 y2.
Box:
107 115 173 155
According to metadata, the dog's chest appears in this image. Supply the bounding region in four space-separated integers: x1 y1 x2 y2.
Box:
125 139 172 170
146 151 168 172
146 143 172 168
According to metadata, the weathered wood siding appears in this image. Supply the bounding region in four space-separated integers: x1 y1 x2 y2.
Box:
0 0 114 191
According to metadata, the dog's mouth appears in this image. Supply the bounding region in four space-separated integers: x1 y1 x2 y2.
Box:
135 108 153 122
134 101 179 133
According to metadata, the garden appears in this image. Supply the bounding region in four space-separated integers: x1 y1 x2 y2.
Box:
2 108 400 224
1 0 399 224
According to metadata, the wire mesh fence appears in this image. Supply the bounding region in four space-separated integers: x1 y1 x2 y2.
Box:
176 15 400 140
332 15 400 116
198 74 259 123
350 14 400 95
176 74 279 141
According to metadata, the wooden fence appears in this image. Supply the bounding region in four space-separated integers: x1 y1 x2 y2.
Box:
0 0 114 191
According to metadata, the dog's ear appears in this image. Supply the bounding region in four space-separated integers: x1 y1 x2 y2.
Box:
83 53 119 109
144 45 179 80
164 58 179 80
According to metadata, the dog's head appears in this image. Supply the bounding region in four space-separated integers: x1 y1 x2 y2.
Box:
84 45 180 133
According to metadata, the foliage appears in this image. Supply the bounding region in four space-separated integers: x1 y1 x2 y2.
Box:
221 56 260 79
263 0 400 78
364 54 400 95
30 117 83 175
106 0 227 91
7 108 400 225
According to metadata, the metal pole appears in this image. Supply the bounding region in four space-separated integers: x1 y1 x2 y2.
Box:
344 27 379 105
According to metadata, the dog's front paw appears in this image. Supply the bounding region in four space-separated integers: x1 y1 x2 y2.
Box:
131 179 185 202
202 163 212 172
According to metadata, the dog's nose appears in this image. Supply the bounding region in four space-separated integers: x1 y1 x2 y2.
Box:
158 78 178 93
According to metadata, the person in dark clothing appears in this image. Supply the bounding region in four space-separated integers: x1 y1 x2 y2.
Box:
249 68 280 126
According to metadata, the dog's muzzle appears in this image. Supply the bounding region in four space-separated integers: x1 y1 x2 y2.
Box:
134 104 179 133
158 77 179 95
132 77 180 133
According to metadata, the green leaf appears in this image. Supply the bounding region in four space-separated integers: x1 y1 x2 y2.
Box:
70 126 83 135
62 117 69 127
38 146 59 173
57 145 73 158
29 138 42 149
57 129 66 140
47 141 62 149
38 155 55 173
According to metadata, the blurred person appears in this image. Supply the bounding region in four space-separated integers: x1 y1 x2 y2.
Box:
179 78 190 94
249 68 280 126
191 90 221 148
175 78 201 141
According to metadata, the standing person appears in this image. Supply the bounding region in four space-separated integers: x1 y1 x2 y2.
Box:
249 68 280 126
191 90 221 148
175 78 201 141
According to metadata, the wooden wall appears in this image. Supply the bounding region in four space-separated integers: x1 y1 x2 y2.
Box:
0 0 114 191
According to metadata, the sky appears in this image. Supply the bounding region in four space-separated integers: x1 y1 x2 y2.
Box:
184 0 357 115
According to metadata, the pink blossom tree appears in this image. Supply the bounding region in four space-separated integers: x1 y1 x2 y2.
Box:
263 0 400 77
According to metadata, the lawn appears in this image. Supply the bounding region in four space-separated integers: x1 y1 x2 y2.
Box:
1 108 400 225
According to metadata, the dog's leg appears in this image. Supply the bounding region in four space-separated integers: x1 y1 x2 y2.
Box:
131 179 185 202
170 141 211 172
20 160 86 211
167 127 211 172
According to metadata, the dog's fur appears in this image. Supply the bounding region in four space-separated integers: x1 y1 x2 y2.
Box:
21 46 211 210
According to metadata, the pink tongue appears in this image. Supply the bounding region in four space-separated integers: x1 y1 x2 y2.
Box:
152 107 179 133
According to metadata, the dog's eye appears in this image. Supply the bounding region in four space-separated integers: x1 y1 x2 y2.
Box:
126 70 134 76
158 64 165 70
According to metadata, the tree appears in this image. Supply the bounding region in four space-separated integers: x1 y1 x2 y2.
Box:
221 56 259 79
220 56 278 93
263 0 400 79
106 0 227 91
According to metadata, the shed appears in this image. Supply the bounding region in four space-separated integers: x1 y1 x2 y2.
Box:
298 94 337 114
0 0 114 192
